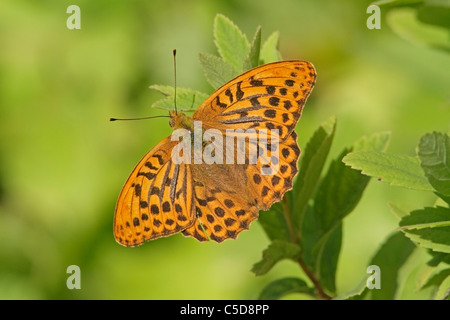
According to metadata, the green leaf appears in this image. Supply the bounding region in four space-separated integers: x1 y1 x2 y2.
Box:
436 192 450 205
332 280 368 300
317 222 342 294
399 206 450 230
435 272 450 300
388 202 410 219
302 132 390 274
300 205 320 268
242 26 261 71
420 266 450 299
260 31 281 64
369 232 416 299
416 263 439 290
214 14 250 74
148 85 209 111
352 131 391 152
399 206 450 253
422 268 450 289
418 2 450 29
310 147 368 263
418 132 450 196
427 251 450 266
198 52 236 89
251 240 300 276
291 116 336 236
258 277 313 300
258 202 290 242
425 0 450 8
343 151 434 191
417 251 450 292
315 132 389 243
371 0 424 7
404 228 450 253
386 7 450 53
148 84 174 96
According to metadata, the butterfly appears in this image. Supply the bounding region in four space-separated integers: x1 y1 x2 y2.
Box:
113 60 316 246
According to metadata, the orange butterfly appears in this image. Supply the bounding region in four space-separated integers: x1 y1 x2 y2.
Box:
114 60 316 246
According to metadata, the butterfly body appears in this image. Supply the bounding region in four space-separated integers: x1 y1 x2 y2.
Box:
114 60 316 246
169 110 194 131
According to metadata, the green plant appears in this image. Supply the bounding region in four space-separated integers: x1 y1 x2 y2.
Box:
149 14 281 108
344 131 450 299
370 0 450 52
253 119 392 299
147 13 449 300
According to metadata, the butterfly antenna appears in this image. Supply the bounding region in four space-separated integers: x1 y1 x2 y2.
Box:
109 115 170 121
173 49 178 115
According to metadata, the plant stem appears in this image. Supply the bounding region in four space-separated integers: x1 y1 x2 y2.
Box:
297 256 332 300
281 196 332 300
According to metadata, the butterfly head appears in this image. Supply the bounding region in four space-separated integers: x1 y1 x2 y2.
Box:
169 110 194 131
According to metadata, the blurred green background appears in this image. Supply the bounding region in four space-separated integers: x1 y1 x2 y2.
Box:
0 0 448 299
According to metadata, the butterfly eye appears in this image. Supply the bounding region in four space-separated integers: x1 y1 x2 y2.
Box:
169 119 175 127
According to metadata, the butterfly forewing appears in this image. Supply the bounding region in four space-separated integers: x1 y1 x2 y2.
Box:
114 137 195 246
194 61 316 142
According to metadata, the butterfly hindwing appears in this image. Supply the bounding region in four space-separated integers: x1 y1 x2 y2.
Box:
182 164 259 242
245 131 300 210
181 132 300 243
